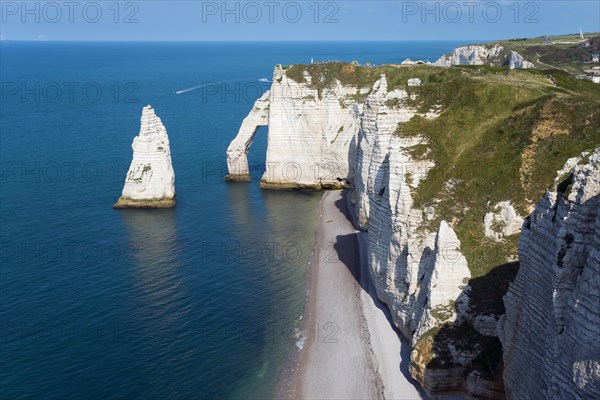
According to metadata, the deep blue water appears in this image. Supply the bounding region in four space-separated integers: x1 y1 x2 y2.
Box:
0 41 463 399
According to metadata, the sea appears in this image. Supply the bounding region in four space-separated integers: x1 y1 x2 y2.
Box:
0 41 464 399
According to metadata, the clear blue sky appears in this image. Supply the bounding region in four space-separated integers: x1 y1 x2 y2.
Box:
1 1 598 41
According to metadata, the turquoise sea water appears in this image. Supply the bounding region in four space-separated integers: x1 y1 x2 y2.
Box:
0 41 463 399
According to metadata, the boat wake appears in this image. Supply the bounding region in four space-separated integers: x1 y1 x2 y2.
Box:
175 78 271 95
174 83 215 95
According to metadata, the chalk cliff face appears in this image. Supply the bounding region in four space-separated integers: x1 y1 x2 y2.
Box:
226 65 362 189
434 44 534 69
114 105 176 208
499 149 600 400
353 76 470 343
263 66 363 189
507 50 535 69
352 78 505 397
434 44 504 67
354 75 432 229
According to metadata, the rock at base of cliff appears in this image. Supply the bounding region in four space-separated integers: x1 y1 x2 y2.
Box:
113 196 176 209
224 174 251 182
259 179 337 191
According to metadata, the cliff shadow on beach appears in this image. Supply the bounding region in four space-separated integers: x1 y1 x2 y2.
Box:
332 190 429 398
331 188 522 397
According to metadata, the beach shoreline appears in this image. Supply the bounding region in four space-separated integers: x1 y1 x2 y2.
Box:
274 193 322 400
278 189 425 400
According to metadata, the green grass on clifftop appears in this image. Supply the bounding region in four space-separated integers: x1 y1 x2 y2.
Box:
285 62 461 101
395 66 600 277
286 61 600 277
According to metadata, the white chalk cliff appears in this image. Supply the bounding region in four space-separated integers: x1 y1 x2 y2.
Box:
227 67 495 395
226 65 362 189
499 148 600 399
434 44 534 69
434 44 504 67
114 105 176 208
226 62 599 399
507 50 535 69
352 75 470 342
351 78 499 396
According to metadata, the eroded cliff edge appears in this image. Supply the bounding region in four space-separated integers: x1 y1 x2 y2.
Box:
499 150 600 399
226 61 600 398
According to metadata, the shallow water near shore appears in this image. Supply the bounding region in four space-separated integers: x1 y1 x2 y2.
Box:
1 41 463 399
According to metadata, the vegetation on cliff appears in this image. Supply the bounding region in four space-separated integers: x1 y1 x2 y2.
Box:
496 33 600 75
286 60 599 278
396 66 600 277
401 67 598 393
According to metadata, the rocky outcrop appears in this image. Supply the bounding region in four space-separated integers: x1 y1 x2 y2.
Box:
507 50 535 69
484 201 524 241
415 221 471 337
114 105 176 208
225 91 270 181
499 149 600 399
434 44 504 67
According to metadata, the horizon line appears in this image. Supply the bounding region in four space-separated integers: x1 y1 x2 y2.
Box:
1 39 485 42
2 32 597 43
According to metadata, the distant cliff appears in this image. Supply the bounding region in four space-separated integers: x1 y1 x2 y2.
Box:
226 59 600 398
433 44 534 69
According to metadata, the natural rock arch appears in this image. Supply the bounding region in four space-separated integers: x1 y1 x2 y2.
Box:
225 90 270 181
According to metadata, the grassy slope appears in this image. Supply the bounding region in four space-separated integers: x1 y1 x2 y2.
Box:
397 66 600 277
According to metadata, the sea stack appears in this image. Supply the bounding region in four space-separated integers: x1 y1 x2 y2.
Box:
114 105 176 209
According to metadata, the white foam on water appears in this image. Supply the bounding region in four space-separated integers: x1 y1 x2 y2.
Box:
295 330 306 350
